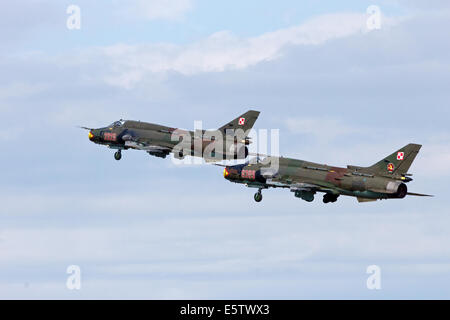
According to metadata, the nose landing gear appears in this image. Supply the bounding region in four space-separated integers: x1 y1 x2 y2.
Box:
114 150 122 161
254 189 263 203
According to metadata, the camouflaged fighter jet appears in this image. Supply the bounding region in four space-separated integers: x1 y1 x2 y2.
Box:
82 110 260 161
223 144 432 203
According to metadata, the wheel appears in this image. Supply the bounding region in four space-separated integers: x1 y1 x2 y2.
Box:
254 192 263 203
174 150 185 160
114 150 122 161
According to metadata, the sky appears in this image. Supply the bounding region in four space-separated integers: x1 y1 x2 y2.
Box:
0 0 450 299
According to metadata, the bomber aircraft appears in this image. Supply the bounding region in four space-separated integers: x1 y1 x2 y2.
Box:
82 110 260 161
222 144 432 203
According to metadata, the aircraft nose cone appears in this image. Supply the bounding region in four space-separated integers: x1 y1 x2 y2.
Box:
88 130 94 140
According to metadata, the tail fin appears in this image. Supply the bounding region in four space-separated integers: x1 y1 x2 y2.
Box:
218 110 260 135
366 143 422 175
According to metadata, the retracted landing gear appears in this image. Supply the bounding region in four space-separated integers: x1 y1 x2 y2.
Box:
254 189 263 203
114 150 122 161
323 193 339 204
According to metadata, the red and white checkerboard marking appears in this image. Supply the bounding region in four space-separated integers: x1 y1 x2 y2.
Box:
238 117 246 125
397 152 404 161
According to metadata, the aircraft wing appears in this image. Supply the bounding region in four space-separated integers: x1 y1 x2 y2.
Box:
124 137 173 159
122 134 172 151
289 182 322 191
125 140 172 152
266 179 338 194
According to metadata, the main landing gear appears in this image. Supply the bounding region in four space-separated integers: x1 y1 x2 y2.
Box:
174 150 185 160
114 150 122 161
323 193 339 204
254 189 263 203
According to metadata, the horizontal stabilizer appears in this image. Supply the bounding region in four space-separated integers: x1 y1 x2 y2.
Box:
407 192 434 197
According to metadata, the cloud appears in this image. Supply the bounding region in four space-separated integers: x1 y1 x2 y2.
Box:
0 1 61 40
93 12 382 88
285 117 358 143
391 0 450 10
0 127 24 142
116 0 194 21
415 142 450 177
0 82 49 101
2 207 450 298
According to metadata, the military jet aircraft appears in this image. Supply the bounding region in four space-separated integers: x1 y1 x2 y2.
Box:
223 144 432 203
82 110 260 161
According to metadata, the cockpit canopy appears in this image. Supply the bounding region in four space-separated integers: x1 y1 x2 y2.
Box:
109 120 125 128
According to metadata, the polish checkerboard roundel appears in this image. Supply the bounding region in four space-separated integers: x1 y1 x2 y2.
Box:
397 152 405 161
238 117 246 125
